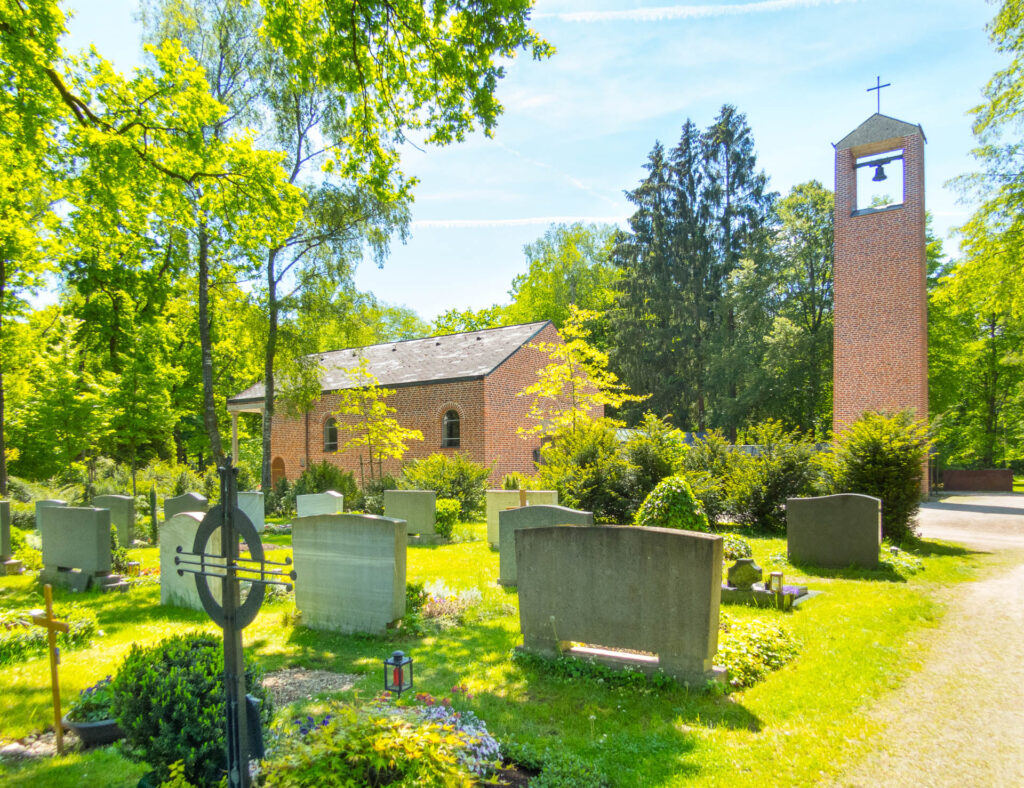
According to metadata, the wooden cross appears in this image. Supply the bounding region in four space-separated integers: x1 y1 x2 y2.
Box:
867 76 891 114
30 584 69 755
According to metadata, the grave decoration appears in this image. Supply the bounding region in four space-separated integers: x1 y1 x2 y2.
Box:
39 506 129 592
174 458 296 788
720 558 812 610
30 584 69 754
384 650 414 696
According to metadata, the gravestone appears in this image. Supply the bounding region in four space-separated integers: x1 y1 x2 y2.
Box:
787 493 881 569
1 500 23 575
516 525 723 684
726 558 762 590
295 490 344 518
164 492 208 521
39 506 126 592
93 494 135 547
237 491 265 533
35 499 67 530
384 490 437 539
160 512 222 610
292 513 406 635
485 489 558 547
499 505 593 586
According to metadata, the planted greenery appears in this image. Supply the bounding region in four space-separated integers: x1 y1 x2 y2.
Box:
0 605 97 667
433 498 461 539
500 738 612 788
722 533 753 560
66 676 115 723
717 612 800 689
400 453 490 520
633 475 710 532
110 632 272 786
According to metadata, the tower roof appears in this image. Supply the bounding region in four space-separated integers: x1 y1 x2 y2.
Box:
835 113 926 150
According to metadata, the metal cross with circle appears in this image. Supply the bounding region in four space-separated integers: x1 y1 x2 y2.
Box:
174 459 295 788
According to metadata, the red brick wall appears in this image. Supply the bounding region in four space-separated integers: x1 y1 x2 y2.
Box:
833 132 928 431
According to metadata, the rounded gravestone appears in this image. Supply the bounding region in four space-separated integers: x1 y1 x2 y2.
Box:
726 558 763 590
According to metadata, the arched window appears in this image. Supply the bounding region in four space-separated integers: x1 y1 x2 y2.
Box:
442 410 460 448
324 417 338 452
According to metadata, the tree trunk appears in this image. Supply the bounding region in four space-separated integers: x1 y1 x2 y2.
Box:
197 226 224 464
0 255 7 497
261 249 279 493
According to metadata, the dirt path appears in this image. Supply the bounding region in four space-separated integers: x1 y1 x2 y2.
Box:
837 494 1024 787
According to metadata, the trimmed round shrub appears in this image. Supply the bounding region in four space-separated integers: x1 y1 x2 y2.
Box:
834 410 931 543
110 632 272 785
433 498 461 539
633 475 709 532
721 533 753 561
400 453 490 520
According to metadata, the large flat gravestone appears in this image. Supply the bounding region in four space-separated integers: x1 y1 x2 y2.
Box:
93 494 135 547
160 512 221 610
39 506 112 591
499 505 593 586
35 499 67 530
296 490 344 518
292 514 406 635
787 494 881 569
1 500 21 575
485 489 558 547
384 490 436 537
517 525 723 684
237 491 265 533
164 492 208 521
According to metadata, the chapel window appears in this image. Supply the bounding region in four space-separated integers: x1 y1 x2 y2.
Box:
324 417 338 452
442 410 460 448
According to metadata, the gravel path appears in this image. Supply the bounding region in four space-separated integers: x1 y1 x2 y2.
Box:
837 494 1024 787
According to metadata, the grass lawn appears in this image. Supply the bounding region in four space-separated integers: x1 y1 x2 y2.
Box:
1014 476 1023 493
0 522 997 787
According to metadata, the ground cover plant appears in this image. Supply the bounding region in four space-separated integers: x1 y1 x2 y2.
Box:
0 521 995 787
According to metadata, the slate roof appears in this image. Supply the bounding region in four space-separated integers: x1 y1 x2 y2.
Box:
835 113 926 150
228 320 552 405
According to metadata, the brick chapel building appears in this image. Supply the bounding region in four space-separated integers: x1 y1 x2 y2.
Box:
227 321 577 486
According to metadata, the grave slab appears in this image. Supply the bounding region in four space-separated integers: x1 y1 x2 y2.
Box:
292 513 406 635
164 492 208 521
384 490 436 537
485 489 558 547
160 512 222 610
39 506 123 591
237 491 265 533
499 505 593 585
516 525 723 684
295 490 344 518
93 494 135 547
787 493 881 569
35 499 67 530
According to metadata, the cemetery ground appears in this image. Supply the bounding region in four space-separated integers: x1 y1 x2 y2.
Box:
0 513 1016 787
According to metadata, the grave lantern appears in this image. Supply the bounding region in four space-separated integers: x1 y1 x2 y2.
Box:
384 650 413 696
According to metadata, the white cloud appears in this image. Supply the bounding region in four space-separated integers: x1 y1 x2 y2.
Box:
538 0 857 23
412 216 628 229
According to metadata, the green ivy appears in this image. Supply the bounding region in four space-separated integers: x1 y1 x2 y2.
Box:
716 612 800 689
633 475 710 532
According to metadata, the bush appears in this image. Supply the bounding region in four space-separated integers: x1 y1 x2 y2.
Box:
681 430 735 526
362 474 399 515
721 533 753 561
0 604 96 666
400 453 490 520
536 420 634 524
266 477 294 518
623 412 687 509
501 472 534 490
67 677 115 723
834 410 931 543
717 612 800 689
727 421 818 532
633 475 710 532
8 526 41 571
110 632 272 786
434 498 461 539
292 461 360 509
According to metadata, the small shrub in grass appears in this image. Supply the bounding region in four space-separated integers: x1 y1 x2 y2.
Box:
400 453 490 520
110 632 272 786
501 471 534 490
8 526 41 571
881 544 925 576
510 649 677 692
266 477 294 517
633 475 710 532
0 605 97 666
717 612 800 689
67 676 115 723
500 739 611 788
293 462 360 509
834 410 931 543
362 473 399 515
722 533 753 561
434 497 460 539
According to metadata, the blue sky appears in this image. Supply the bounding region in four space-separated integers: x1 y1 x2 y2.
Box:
64 0 1003 322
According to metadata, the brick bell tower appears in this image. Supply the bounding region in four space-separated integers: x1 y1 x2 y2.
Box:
833 113 928 477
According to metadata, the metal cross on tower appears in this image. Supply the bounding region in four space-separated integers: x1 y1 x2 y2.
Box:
867 76 891 114
175 458 296 788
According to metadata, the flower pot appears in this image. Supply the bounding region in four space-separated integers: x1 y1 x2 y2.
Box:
62 715 124 746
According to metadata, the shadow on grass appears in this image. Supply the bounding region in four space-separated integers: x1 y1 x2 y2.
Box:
905 538 979 558
786 559 908 583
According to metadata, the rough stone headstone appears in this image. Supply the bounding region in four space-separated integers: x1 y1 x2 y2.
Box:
726 558 763 590
787 493 881 569
384 490 437 537
485 489 558 547
292 513 406 635
295 490 344 519
164 492 208 521
516 525 723 684
93 494 135 547
39 506 113 591
35 499 67 530
0 500 22 575
499 505 593 586
237 491 265 533
160 512 221 610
